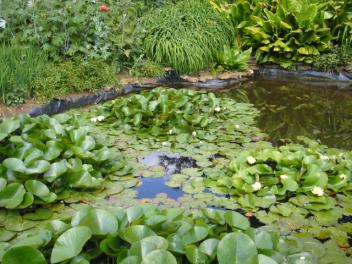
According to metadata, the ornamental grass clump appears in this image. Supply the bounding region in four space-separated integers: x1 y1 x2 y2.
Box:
140 0 233 73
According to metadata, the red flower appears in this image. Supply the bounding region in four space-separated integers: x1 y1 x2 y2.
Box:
99 5 109 11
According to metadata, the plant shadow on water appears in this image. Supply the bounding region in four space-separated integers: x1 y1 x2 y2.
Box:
136 152 196 199
221 77 352 149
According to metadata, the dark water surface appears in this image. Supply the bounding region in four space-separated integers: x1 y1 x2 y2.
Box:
221 78 352 150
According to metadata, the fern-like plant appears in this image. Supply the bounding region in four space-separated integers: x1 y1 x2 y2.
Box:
140 0 233 74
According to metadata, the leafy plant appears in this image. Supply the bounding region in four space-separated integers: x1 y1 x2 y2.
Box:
216 45 252 71
140 0 233 73
1 205 350 263
313 53 340 72
0 0 145 62
129 57 165 78
0 45 46 105
98 88 260 142
33 59 119 101
0 113 129 209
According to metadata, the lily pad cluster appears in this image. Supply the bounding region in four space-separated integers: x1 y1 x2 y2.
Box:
1 205 350 264
0 114 129 209
205 138 351 204
98 88 261 143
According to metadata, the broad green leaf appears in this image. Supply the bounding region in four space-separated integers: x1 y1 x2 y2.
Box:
51 226 92 263
120 225 156 244
129 236 168 258
185 245 209 264
3 158 26 173
224 211 250 230
0 119 20 141
217 232 258 264
78 208 118 235
141 249 177 264
43 161 68 182
3 246 47 264
0 183 26 209
258 254 278 264
182 225 209 245
199 238 219 259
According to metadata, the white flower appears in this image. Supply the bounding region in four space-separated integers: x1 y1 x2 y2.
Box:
97 115 105 122
300 256 306 260
280 174 289 180
192 131 197 137
214 107 221 112
235 124 240 129
340 174 347 180
311 186 324 196
0 18 6 29
320 155 329 160
246 156 256 165
252 181 262 191
90 117 98 123
162 142 168 146
168 129 174 135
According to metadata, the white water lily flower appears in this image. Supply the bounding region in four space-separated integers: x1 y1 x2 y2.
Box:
340 174 347 180
214 106 221 112
97 115 105 122
168 129 174 135
192 131 197 137
162 142 168 146
252 181 262 191
300 256 306 260
90 117 98 123
246 156 256 165
235 124 240 129
320 155 329 160
280 175 289 180
311 186 324 196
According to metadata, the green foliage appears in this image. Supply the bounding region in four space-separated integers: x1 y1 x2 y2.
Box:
33 60 119 101
313 46 352 72
0 0 145 62
0 45 46 105
140 0 233 73
216 46 252 71
129 57 165 78
204 137 352 210
2 205 350 263
0 114 129 209
98 88 259 142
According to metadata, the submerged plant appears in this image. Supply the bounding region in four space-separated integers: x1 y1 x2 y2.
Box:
140 0 233 73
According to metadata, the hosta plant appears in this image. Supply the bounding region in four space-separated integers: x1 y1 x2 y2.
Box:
1 205 350 263
0 114 129 209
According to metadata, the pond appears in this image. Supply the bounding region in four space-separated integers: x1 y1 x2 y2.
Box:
222 77 352 150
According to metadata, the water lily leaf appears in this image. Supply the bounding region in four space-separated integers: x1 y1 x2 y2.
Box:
185 245 209 264
120 225 156 244
11 230 51 248
2 246 47 264
120 256 140 264
3 158 26 173
44 161 68 182
51 226 92 263
258 254 278 264
129 236 168 258
199 238 219 259
23 208 53 221
141 249 177 264
24 180 50 199
77 208 118 235
0 183 26 209
182 225 209 245
254 229 273 250
224 211 250 230
217 232 258 264
0 230 16 242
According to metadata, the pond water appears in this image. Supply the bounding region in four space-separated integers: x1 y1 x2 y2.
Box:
222 77 352 150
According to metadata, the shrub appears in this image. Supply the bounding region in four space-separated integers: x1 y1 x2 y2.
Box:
216 45 252 71
140 0 233 73
129 57 165 78
0 45 46 105
33 60 119 101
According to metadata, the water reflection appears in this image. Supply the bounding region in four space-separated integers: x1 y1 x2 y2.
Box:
222 78 352 150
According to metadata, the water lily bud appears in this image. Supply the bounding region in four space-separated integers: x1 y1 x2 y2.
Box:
192 131 197 137
162 142 168 146
311 186 324 196
235 124 240 129
280 175 288 180
215 106 221 112
246 156 256 165
168 129 174 135
252 181 262 191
